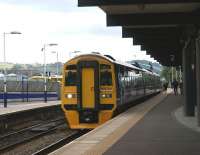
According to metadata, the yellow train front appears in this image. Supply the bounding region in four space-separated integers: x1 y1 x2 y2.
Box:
61 53 162 129
61 54 117 129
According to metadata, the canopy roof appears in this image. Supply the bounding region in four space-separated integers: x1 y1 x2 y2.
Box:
78 0 200 66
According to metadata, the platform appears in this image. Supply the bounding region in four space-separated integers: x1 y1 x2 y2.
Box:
51 90 200 155
105 95 200 155
0 100 60 116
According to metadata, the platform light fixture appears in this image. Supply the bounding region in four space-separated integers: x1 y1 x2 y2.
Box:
41 43 58 103
3 31 22 108
69 50 80 58
51 51 59 82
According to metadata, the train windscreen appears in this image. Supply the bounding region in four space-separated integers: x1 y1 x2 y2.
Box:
65 71 77 86
100 71 112 86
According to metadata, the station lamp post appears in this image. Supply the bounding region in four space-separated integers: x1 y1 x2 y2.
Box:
3 31 21 108
69 50 80 58
171 67 174 83
179 66 182 82
51 51 59 82
41 43 58 103
170 54 175 86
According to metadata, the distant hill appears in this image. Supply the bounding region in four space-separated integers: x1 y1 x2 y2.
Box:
127 60 162 74
0 62 63 76
0 60 162 76
0 63 14 70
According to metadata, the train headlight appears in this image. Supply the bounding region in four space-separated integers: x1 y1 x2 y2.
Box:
101 94 106 98
67 94 73 99
65 94 76 99
106 94 112 98
101 94 112 98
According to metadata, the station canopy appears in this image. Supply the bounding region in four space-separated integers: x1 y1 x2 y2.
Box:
78 0 200 66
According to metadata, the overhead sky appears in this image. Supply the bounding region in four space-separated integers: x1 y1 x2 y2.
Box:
0 0 156 64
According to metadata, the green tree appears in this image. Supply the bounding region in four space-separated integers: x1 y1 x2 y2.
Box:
160 66 171 82
11 64 24 71
161 66 182 83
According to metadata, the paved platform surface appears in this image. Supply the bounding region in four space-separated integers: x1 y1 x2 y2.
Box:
0 101 60 116
174 106 200 133
51 92 168 155
105 95 200 155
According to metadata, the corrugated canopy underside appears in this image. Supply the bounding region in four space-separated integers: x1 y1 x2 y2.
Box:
78 0 200 66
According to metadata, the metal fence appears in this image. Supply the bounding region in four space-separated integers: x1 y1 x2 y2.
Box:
0 80 61 103
0 80 59 92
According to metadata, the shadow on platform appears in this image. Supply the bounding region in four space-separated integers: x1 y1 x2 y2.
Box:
105 94 200 155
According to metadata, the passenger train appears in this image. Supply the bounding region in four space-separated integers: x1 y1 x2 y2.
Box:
61 53 161 129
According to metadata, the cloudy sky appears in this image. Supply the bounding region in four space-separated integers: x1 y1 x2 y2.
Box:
0 0 156 64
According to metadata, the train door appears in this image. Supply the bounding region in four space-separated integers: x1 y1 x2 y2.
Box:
77 61 99 123
82 68 95 108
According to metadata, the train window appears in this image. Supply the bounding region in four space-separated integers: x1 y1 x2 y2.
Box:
65 71 77 86
66 65 77 70
100 64 111 70
135 70 139 74
100 71 112 86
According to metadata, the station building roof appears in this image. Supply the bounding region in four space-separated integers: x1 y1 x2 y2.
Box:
78 0 200 66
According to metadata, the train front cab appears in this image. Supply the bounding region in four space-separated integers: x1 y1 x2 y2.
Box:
61 56 117 129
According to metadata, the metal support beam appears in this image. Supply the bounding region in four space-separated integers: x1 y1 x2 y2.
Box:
141 43 180 49
78 0 200 6
107 12 200 26
133 39 179 46
133 37 180 46
123 31 179 38
123 27 180 34
195 34 200 125
123 27 181 38
134 36 180 41
141 44 180 51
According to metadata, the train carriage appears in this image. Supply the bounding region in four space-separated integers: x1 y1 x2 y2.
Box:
61 53 161 129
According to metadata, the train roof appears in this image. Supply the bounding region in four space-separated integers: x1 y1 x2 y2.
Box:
141 68 160 76
71 53 143 71
114 60 144 72
69 53 159 75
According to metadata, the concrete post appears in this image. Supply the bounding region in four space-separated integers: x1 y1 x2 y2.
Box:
182 39 195 116
171 67 174 84
195 36 200 125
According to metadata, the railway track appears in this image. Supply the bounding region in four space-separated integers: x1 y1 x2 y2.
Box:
0 118 65 153
32 130 88 155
